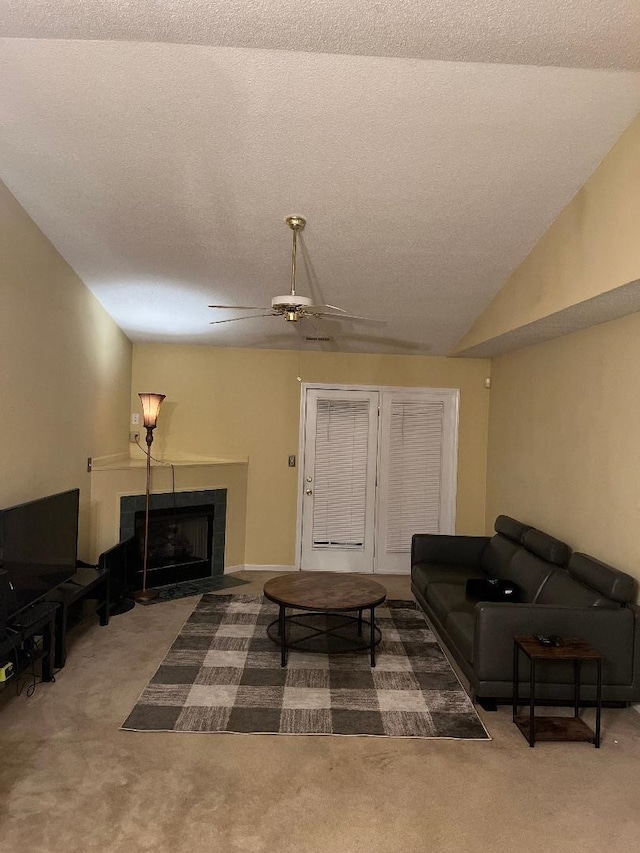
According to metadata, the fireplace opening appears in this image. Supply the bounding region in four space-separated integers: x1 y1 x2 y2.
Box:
134 504 215 587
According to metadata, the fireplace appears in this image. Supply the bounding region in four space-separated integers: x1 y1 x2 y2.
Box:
135 504 214 587
119 489 226 589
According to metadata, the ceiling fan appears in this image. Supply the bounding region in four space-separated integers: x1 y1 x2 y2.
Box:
209 215 381 326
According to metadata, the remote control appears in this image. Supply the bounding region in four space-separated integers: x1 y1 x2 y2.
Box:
533 633 553 646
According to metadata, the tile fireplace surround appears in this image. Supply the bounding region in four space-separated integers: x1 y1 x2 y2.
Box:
88 456 248 571
118 488 226 576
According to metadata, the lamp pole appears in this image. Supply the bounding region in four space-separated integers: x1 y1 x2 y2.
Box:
133 393 166 603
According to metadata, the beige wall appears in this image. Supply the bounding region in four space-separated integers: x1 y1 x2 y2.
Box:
131 345 491 567
455 115 640 352
0 180 132 556
89 462 248 568
487 312 640 588
455 112 640 594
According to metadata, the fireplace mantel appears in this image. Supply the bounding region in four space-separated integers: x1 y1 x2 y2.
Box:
89 456 248 571
91 453 248 470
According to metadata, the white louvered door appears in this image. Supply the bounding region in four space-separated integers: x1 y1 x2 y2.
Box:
300 389 379 572
375 392 458 573
299 386 458 573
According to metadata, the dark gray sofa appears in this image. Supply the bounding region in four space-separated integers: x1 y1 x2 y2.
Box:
411 515 640 704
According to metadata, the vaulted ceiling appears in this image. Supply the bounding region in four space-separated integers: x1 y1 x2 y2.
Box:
2 2 640 355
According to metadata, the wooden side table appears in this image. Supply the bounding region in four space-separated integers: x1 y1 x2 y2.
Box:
513 636 602 748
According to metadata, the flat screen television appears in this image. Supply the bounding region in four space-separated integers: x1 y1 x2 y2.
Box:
1 488 80 615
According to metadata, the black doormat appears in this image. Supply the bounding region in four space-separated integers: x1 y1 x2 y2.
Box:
136 575 250 605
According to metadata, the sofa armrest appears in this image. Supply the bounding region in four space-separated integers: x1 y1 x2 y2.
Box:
411 534 489 569
474 602 635 684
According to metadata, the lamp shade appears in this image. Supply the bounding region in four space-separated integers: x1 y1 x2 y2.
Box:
138 393 166 428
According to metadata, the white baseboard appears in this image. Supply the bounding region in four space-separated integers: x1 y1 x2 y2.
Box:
632 704 640 715
226 565 412 576
374 567 411 575
225 564 298 574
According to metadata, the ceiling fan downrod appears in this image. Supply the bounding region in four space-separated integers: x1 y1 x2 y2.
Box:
285 215 306 301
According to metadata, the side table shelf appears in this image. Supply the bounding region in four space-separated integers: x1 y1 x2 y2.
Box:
513 636 603 748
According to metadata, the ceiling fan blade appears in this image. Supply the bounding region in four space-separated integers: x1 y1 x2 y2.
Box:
306 303 346 313
208 304 266 310
210 313 276 325
311 311 386 324
293 315 325 335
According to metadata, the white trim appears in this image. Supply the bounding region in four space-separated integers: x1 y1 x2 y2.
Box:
90 451 130 469
372 566 411 575
632 704 640 715
240 564 299 573
295 385 308 569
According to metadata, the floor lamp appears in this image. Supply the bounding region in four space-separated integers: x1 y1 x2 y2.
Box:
133 392 166 603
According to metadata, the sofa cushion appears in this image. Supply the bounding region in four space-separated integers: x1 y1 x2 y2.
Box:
536 569 618 608
494 515 531 543
426 582 476 623
522 529 570 567
499 549 556 603
444 611 475 665
412 562 485 592
568 553 636 604
480 535 521 576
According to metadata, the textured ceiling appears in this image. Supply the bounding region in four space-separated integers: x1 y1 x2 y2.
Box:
2 2 640 355
4 0 640 70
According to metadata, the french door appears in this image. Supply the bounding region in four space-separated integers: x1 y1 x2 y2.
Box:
298 385 459 574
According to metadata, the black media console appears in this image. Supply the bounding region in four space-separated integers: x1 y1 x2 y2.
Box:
0 602 58 685
0 566 110 686
45 565 110 668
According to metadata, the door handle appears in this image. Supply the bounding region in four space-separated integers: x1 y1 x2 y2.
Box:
305 488 313 496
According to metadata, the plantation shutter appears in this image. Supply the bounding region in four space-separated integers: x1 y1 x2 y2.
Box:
384 399 444 552
312 398 371 548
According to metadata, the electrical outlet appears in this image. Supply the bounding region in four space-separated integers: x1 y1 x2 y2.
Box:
131 413 140 425
129 431 140 443
288 455 296 467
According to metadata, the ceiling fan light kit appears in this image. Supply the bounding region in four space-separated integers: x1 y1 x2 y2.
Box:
208 215 381 327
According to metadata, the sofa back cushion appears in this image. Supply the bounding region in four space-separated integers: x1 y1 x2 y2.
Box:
499 549 556 603
568 553 636 604
480 515 531 576
494 515 531 543
522 529 570 567
480 535 521 576
536 569 618 608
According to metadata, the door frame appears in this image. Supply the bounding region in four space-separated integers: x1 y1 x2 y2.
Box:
295 382 460 572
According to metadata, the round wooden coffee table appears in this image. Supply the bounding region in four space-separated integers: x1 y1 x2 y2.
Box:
263 572 387 667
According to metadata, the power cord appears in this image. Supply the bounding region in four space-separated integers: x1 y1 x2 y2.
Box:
2 627 52 697
134 437 177 510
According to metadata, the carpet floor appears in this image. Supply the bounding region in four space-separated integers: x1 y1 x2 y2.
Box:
123 593 489 739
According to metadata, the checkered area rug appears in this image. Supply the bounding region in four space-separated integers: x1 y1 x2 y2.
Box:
122 594 489 739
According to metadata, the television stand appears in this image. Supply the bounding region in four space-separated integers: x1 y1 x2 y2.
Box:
45 566 110 669
1 602 58 684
